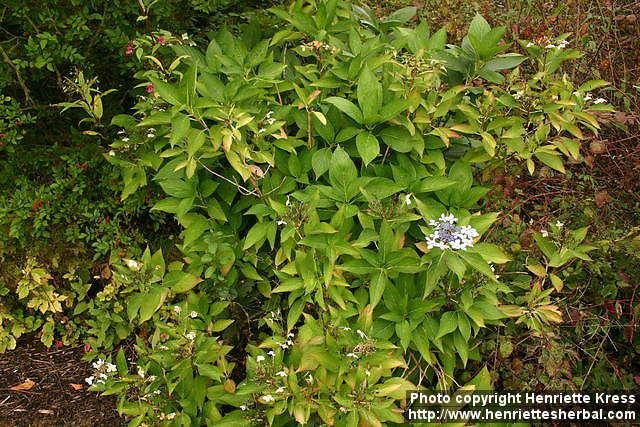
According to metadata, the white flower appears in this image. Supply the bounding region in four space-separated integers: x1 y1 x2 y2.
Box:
173 306 182 314
256 355 265 363
285 196 291 206
137 367 146 378
338 326 351 331
541 230 549 237
305 374 313 384
85 376 94 385
286 339 293 346
356 329 367 340
182 33 189 40
146 132 155 138
526 42 535 48
545 44 556 49
583 93 593 101
405 194 412 206
92 359 105 370
261 394 275 403
108 150 116 157
276 386 286 394
275 371 287 377
186 331 197 341
240 405 247 411
189 311 198 318
124 259 141 271
105 363 117 373
365 370 371 377
277 220 287 226
557 40 569 48
122 137 130 142
166 413 176 420
268 350 276 357
277 342 289 349
287 332 294 338
594 98 607 104
258 128 266 134
98 373 108 380
555 221 564 228
425 214 478 251
346 353 359 359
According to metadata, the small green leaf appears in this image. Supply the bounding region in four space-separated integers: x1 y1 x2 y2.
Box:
356 132 380 166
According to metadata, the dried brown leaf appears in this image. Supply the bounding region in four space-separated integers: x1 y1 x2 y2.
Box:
10 379 35 391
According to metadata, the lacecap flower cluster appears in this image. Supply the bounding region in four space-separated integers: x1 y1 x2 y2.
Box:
426 214 479 251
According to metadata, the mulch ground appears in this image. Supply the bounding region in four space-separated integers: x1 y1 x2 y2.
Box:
0 336 125 427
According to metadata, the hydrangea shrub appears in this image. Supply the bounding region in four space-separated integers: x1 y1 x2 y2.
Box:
103 0 611 424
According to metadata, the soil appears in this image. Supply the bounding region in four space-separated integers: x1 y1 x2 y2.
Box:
0 336 125 427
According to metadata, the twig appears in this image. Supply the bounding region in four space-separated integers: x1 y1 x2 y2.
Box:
0 45 35 107
197 159 259 196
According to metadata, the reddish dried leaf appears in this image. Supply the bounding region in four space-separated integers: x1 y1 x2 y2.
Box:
595 190 611 208
70 383 84 390
10 379 35 391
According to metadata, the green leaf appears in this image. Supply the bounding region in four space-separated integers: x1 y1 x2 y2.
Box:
473 243 511 264
378 126 423 153
535 151 566 173
324 97 363 123
533 234 556 259
453 332 469 366
138 287 168 323
357 66 382 122
211 319 234 332
170 114 190 146
526 263 547 277
550 273 564 292
578 80 609 92
164 271 202 293
287 298 306 331
356 132 380 166
370 271 387 309
159 179 194 198
384 6 417 23
458 251 496 280
415 176 455 193
312 148 332 177
329 146 359 200
468 14 491 41
243 222 270 250
483 54 526 71
183 215 209 246
457 312 471 341
149 77 185 106
116 349 128 376
436 311 458 339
